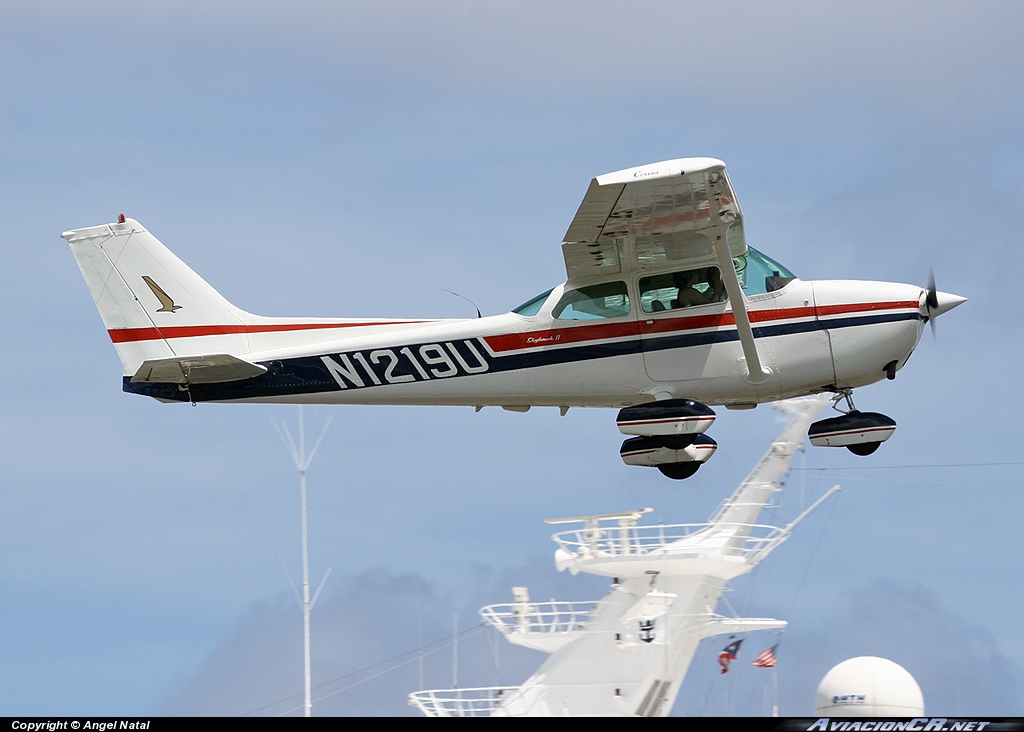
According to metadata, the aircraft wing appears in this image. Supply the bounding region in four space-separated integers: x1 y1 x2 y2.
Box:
561 157 747 280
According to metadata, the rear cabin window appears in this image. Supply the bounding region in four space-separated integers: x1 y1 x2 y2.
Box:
552 282 631 320
639 267 726 314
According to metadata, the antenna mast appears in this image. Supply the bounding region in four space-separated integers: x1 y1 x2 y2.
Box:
276 406 332 717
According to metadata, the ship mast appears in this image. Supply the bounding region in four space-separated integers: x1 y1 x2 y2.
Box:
277 406 332 717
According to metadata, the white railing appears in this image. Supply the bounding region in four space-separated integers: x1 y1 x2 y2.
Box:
479 600 598 636
551 521 788 565
409 686 516 717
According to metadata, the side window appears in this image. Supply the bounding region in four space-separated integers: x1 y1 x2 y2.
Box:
552 281 630 320
639 267 726 314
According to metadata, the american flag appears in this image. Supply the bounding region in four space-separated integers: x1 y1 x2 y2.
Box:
751 644 778 668
718 638 743 674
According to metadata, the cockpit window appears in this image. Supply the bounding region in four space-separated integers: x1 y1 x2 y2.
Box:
512 289 553 317
734 246 797 295
639 267 726 314
552 281 630 320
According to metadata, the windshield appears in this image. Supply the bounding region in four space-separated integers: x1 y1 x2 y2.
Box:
734 246 797 295
512 289 553 317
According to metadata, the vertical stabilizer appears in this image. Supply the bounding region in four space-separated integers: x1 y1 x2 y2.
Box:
62 218 251 376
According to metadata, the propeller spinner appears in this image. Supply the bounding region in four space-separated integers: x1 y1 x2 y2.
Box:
924 269 967 338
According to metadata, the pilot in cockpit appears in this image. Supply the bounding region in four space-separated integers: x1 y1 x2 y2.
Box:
672 268 725 308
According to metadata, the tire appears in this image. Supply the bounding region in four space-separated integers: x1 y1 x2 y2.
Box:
657 462 701 480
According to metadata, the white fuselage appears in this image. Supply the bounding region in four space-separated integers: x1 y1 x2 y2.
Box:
122 276 927 408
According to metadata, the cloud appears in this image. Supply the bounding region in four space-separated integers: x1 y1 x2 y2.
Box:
671 578 1021 716
162 561 1021 717
777 578 1022 715
159 559 608 716
159 569 454 716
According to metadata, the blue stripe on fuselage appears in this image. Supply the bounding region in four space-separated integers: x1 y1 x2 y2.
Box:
123 311 921 402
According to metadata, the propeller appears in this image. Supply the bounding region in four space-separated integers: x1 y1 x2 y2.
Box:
926 268 939 340
923 268 967 340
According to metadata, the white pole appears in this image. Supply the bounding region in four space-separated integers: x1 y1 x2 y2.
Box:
300 431 312 718
275 405 332 718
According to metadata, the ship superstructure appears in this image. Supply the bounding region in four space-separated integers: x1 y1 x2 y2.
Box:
409 396 837 717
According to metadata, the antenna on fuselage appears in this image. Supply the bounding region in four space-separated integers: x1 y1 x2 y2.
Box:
443 289 482 318
274 406 333 717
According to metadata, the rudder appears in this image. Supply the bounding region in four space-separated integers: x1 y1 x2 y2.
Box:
62 217 252 376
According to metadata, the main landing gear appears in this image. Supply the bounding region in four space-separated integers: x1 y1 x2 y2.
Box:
808 390 897 456
615 390 896 479
616 399 718 480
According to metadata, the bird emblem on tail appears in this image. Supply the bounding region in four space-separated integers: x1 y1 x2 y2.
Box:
141 276 182 313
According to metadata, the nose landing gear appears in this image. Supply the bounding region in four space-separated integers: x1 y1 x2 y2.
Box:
808 390 897 456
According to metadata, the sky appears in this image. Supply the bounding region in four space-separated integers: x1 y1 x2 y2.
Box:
1 0 1023 717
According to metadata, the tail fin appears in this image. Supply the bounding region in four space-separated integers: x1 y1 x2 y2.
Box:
62 217 252 376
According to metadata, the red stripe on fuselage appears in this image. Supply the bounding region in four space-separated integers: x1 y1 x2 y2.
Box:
107 321 434 343
486 301 919 354
485 321 641 352
639 306 817 336
107 300 921 347
816 300 919 317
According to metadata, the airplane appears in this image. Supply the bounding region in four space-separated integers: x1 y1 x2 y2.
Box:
62 157 966 479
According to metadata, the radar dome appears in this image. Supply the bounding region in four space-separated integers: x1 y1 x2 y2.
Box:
814 657 924 716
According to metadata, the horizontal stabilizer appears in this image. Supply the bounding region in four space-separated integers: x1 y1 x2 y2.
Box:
131 354 267 384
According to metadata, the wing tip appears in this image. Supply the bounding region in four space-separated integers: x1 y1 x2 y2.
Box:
596 157 726 186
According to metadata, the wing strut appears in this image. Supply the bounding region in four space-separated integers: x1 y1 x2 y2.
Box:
706 173 772 385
